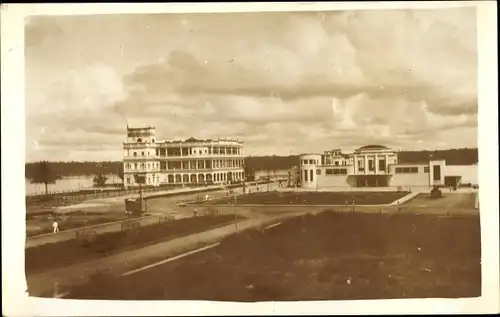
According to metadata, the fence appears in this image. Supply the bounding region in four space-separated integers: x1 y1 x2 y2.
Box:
26 183 226 207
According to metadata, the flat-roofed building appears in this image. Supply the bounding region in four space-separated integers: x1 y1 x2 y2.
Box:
299 145 478 189
123 126 245 188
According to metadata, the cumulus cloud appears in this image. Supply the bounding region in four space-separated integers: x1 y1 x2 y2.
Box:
25 7 478 161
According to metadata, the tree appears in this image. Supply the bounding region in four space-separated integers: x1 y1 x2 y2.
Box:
93 173 108 187
116 164 124 182
28 161 61 195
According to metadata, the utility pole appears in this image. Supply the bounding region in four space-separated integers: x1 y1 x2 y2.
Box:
267 170 270 192
242 163 246 195
234 192 238 232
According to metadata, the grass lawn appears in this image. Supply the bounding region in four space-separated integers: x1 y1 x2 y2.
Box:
26 210 131 237
200 191 410 206
26 215 243 274
67 210 481 301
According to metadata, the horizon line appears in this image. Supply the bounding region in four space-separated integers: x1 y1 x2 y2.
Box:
24 147 479 164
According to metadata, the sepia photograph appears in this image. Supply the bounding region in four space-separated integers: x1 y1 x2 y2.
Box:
1 1 499 316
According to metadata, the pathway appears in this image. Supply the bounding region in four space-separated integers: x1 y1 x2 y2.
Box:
26 209 317 297
26 183 266 248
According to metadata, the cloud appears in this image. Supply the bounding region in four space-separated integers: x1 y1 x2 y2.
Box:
25 8 478 161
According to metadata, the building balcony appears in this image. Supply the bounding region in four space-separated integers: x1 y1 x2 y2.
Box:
123 143 158 149
154 153 244 159
124 168 161 173
125 167 245 174
123 155 159 161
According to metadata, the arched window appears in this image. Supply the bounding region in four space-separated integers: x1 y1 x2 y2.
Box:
152 138 155 143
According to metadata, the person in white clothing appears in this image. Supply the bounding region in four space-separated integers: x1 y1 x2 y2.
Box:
52 220 59 233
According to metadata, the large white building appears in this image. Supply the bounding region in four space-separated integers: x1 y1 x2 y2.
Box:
123 126 245 188
300 145 478 189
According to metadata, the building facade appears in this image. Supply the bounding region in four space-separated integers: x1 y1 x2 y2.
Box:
300 145 478 189
123 126 245 188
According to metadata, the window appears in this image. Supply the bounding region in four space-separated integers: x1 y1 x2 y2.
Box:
133 152 137 156
141 151 145 156
310 170 314 182
433 165 441 181
152 138 155 143
325 168 347 175
335 161 339 166
316 169 321 175
304 170 308 182
395 167 419 174
137 138 142 143
368 160 374 171
126 178 131 184
424 166 430 173
379 160 386 171
309 160 313 164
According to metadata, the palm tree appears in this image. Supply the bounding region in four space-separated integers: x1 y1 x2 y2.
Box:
28 161 60 195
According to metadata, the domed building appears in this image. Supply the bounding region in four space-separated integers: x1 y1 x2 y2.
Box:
298 144 478 190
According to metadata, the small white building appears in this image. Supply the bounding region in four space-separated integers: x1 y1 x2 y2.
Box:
299 145 478 189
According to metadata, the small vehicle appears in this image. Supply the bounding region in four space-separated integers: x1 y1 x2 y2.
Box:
430 186 442 199
125 197 147 216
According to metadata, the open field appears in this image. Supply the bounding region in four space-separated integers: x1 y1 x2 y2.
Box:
26 210 132 237
25 184 257 237
26 215 242 274
200 191 410 206
67 210 481 301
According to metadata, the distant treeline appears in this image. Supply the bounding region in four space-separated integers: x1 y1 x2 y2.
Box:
25 148 478 179
25 161 123 179
397 148 478 165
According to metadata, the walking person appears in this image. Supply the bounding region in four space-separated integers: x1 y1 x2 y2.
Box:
52 220 59 233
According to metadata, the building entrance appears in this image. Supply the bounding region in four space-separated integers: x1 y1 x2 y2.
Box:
355 175 389 187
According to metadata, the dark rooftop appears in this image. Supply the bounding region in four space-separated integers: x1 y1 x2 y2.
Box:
358 144 389 150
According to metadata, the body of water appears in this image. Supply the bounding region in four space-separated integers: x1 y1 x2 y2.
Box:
25 174 120 196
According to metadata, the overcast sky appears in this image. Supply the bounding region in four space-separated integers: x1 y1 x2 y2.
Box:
25 7 478 162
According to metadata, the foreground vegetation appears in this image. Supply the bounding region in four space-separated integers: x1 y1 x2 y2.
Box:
66 211 481 301
26 215 242 274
